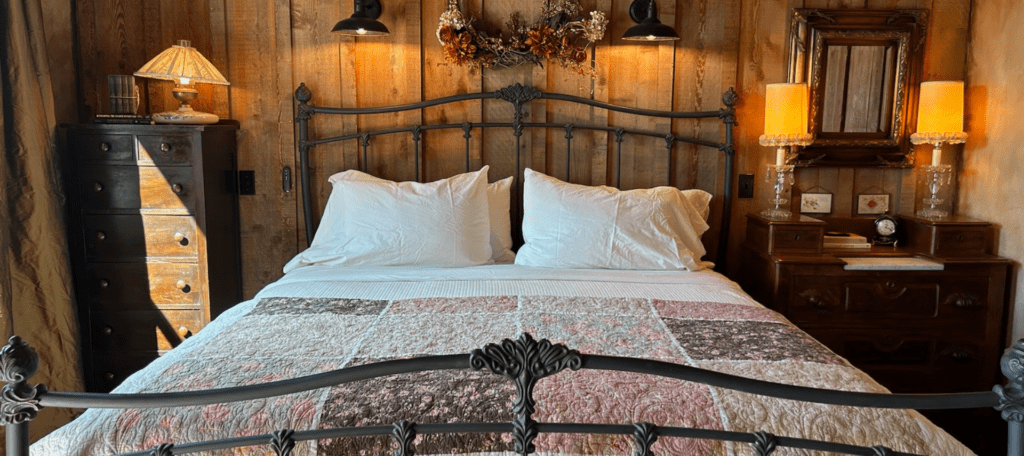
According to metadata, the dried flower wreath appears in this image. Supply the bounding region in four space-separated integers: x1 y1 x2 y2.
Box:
436 0 608 76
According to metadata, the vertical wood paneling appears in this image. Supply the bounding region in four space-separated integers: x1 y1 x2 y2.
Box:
224 0 297 297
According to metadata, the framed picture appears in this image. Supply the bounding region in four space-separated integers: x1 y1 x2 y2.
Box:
857 194 890 215
800 193 833 214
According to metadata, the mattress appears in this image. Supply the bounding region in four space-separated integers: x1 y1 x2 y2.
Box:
33 265 972 455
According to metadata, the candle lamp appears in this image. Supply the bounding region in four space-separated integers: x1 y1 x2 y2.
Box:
910 81 966 218
758 83 813 219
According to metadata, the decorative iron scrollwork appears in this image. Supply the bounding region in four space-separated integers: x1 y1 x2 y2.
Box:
751 431 778 456
994 340 1024 422
0 336 46 425
471 333 582 455
270 429 296 456
150 443 174 456
632 422 658 456
719 87 739 125
495 84 543 105
392 421 416 456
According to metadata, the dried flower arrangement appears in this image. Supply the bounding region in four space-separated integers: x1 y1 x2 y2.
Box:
436 0 608 76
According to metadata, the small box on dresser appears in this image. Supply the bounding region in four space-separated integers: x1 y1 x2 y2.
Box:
60 121 242 392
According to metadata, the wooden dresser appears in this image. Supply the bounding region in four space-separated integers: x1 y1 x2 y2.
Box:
60 121 241 392
740 213 1012 394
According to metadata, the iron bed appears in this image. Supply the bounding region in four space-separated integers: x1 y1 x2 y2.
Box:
4 83 1023 456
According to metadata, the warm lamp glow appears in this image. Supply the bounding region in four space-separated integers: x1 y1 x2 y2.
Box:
916 81 964 134
763 83 809 137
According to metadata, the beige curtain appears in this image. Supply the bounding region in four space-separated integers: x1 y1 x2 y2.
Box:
2 0 85 443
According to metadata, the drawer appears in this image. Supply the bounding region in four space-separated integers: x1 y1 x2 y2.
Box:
89 352 160 392
80 165 195 212
808 331 988 392
84 214 199 261
137 135 193 164
80 262 201 309
934 227 989 256
90 309 202 353
771 227 822 252
787 274 991 330
69 133 134 163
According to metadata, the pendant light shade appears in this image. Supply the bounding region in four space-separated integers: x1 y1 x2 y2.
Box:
621 0 680 41
333 0 390 36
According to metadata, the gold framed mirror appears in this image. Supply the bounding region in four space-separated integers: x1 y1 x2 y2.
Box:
788 9 927 167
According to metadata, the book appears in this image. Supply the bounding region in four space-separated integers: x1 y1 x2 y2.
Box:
94 114 153 125
823 232 868 244
824 241 872 249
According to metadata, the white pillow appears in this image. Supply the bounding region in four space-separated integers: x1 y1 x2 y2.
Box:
488 176 516 263
514 168 710 271
315 169 514 264
283 167 491 271
682 189 713 221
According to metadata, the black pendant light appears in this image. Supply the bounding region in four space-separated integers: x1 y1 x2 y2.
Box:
332 0 390 36
621 0 680 41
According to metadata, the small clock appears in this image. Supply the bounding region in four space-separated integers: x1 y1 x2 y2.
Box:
873 215 898 246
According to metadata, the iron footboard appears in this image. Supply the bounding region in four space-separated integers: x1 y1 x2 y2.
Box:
3 334 1024 456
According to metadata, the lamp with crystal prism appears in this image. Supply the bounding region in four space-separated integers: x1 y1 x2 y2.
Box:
911 81 966 219
759 83 813 219
134 40 230 125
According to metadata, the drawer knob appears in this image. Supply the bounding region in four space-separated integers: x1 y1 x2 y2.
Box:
171 183 184 194
104 372 115 380
102 326 113 336
96 231 106 241
177 326 193 339
92 182 104 192
941 345 976 364
947 293 982 309
160 143 171 152
793 234 801 241
98 279 109 289
957 234 965 242
173 232 189 245
175 280 192 293
99 142 110 152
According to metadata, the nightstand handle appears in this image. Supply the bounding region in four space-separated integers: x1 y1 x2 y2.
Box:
93 182 103 192
104 372 115 381
171 183 184 194
96 231 106 241
160 143 171 152
98 279 109 289
941 345 976 364
173 232 188 245
793 234 801 241
947 293 982 309
99 142 110 152
102 326 113 336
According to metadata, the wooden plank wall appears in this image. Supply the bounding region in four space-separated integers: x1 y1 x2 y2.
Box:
70 0 970 289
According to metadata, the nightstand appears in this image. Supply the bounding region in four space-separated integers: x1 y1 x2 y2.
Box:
740 213 1011 394
60 121 242 392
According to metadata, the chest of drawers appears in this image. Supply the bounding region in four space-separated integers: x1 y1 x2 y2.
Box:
60 122 241 392
740 213 1011 394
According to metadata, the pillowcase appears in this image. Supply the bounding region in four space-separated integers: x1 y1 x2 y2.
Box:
318 169 514 264
514 168 710 271
487 176 516 263
282 167 491 272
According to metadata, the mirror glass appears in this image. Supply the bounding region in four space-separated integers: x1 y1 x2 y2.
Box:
788 9 926 166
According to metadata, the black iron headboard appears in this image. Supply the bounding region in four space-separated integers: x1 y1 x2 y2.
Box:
294 83 738 271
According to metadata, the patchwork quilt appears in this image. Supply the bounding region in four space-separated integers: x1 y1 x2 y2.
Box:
32 266 972 456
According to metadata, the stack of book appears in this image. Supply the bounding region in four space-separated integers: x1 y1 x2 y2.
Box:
823 232 871 249
94 114 153 125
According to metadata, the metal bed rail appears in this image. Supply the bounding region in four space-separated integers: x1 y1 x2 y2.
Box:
3 334 1024 456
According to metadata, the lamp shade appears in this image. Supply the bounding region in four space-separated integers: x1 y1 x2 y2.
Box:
763 83 808 136
134 40 229 86
333 0 390 36
621 0 680 41
916 81 963 134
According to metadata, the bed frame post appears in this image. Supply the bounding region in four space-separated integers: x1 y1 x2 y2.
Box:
295 83 316 246
1 336 45 456
994 339 1024 456
716 88 738 273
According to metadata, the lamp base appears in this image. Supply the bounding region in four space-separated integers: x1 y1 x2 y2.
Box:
151 107 220 125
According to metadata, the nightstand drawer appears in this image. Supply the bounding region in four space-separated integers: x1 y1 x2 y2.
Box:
80 165 195 212
934 227 989 256
787 274 991 330
82 262 201 309
137 135 193 164
89 309 202 352
70 133 135 163
84 214 199 260
772 228 822 251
